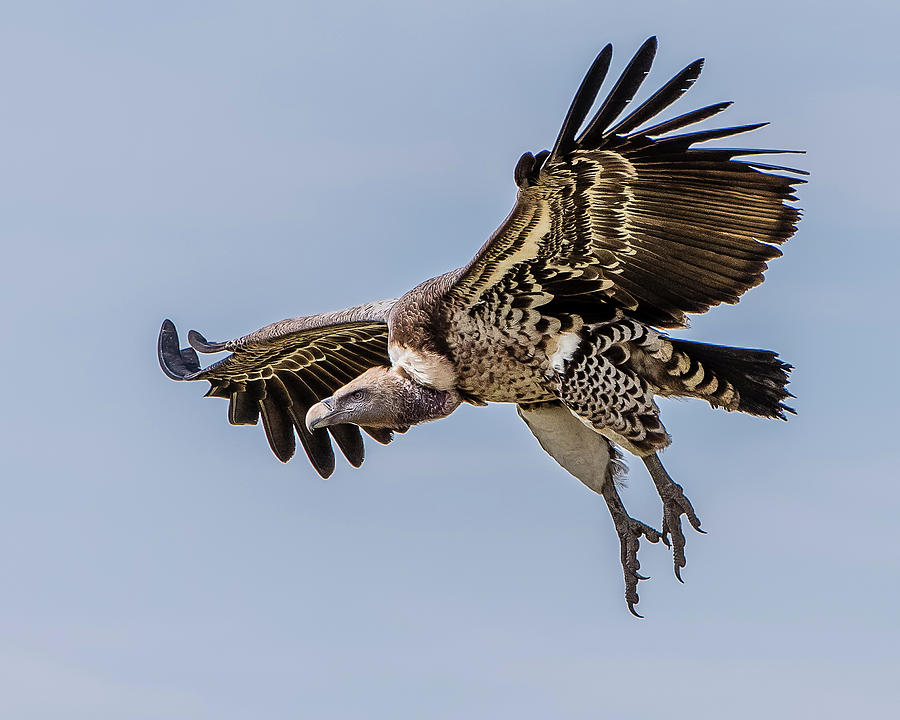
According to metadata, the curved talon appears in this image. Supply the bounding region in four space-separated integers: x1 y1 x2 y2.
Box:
601 478 663 616
644 452 704 582
662 503 689 582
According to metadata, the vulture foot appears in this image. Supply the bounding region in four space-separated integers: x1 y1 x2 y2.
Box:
601 479 663 618
643 453 705 582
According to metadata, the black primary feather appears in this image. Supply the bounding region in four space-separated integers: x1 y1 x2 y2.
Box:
328 425 366 467
279 372 337 478
228 381 264 425
638 101 733 137
577 36 657 148
187 329 227 353
158 320 201 379
607 58 704 137
259 388 296 463
550 44 612 160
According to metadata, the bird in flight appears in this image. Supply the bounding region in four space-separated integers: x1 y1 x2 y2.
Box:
159 37 801 615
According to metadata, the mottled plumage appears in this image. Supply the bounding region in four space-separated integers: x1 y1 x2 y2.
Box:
159 38 802 614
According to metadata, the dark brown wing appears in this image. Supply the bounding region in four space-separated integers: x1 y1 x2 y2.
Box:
158 300 396 478
448 37 804 329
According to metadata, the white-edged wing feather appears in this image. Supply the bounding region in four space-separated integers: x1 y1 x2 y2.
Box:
447 38 803 330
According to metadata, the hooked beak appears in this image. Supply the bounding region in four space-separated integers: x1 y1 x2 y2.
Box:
306 396 340 432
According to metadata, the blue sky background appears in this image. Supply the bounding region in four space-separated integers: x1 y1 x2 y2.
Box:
2 1 898 717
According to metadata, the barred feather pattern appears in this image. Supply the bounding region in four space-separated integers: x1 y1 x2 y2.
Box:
622 328 741 411
654 346 737 407
548 318 752 454
551 320 671 455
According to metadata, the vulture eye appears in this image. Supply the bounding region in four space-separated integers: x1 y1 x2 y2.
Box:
349 389 366 402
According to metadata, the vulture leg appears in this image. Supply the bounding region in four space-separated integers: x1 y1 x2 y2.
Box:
600 479 663 618
517 401 662 615
642 452 705 582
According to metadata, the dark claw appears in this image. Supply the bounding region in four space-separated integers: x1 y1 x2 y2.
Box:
602 479 663 616
643 453 704 582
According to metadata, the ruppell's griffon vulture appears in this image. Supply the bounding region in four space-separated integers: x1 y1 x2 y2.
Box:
159 37 801 615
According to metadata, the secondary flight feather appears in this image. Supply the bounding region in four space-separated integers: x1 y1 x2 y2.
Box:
159 37 802 615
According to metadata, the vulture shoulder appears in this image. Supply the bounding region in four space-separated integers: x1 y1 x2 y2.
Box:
157 299 397 477
444 37 805 329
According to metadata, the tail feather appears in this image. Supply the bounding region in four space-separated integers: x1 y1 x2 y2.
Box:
667 338 794 419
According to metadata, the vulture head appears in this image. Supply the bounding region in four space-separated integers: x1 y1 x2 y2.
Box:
306 366 461 432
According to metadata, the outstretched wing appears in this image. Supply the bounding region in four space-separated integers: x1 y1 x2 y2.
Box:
447 37 804 329
158 299 396 478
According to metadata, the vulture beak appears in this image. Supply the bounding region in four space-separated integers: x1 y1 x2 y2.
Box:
306 396 339 432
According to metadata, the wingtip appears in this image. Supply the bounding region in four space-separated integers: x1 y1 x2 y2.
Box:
682 56 704 80
637 36 659 65
575 36 660 148
549 44 615 161
188 329 227 353
363 427 395 445
314 456 336 479
158 319 184 380
158 318 202 380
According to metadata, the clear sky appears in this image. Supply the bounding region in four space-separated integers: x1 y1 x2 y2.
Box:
2 1 898 717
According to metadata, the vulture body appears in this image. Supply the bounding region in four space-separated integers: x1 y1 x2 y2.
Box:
159 38 801 615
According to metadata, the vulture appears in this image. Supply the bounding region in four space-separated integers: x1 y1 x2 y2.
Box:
159 37 801 615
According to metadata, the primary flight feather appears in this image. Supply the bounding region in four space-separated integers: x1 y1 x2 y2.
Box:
159 37 802 615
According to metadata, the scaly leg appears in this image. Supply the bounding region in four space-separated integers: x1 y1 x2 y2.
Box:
601 479 663 617
643 452 705 582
